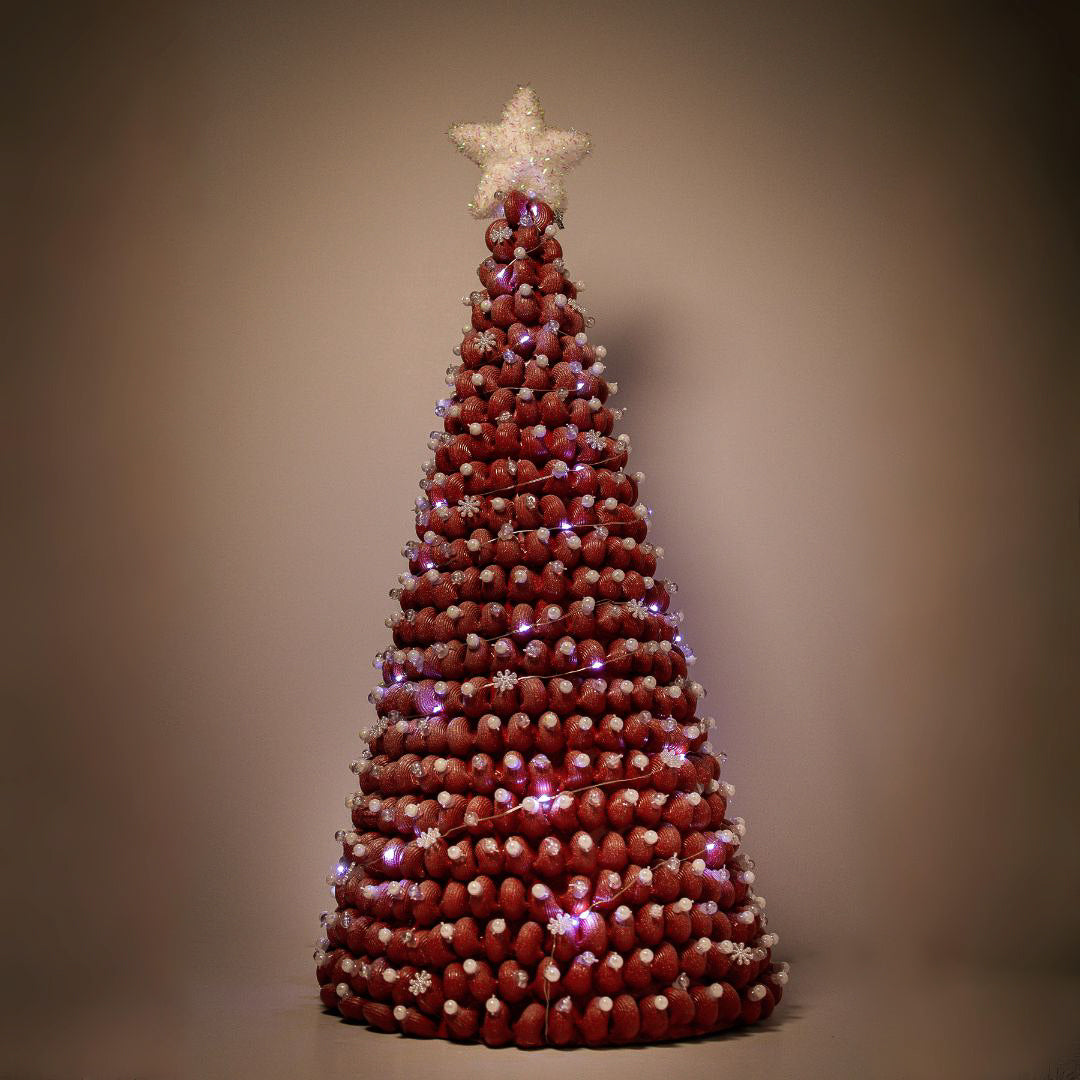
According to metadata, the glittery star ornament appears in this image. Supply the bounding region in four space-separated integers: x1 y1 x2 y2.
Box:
448 86 591 219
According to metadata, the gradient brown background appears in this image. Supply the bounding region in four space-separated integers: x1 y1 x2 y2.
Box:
5 2 1078 1077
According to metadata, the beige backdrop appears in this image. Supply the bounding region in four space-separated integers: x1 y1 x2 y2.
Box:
5 2 1078 1077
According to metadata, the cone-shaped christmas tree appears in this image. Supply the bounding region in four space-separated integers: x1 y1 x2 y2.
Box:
314 87 789 1047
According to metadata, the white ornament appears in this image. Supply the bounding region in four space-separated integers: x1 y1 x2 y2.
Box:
547 912 575 937
730 942 754 966
492 670 519 692
474 329 498 353
416 827 442 850
457 495 482 519
448 86 591 218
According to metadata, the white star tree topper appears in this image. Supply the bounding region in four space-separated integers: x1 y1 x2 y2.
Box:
448 86 591 218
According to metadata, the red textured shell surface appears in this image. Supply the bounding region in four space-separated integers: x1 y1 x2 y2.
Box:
314 159 789 1044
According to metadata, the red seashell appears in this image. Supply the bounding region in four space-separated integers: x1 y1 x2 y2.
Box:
527 200 555 232
639 994 670 1039
481 999 512 1046
498 959 531 1003
362 1000 397 1031
502 190 529 227
609 994 640 1042
512 1001 546 1047
488 293 517 328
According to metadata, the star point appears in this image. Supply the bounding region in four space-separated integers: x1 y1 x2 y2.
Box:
449 86 591 218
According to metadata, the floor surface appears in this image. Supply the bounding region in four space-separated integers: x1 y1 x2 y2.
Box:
5 959 1078 1079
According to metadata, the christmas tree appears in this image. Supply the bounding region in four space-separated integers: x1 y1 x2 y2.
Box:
314 86 789 1047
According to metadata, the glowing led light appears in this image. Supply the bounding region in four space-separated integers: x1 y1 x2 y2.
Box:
591 659 604 670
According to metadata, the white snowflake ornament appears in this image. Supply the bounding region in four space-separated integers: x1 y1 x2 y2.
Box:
492 670 519 692
416 827 442 850
474 330 498 353
730 942 754 966
547 912 575 937
457 495 481 519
